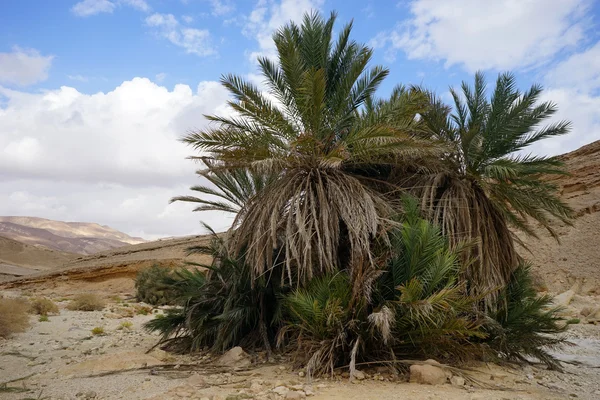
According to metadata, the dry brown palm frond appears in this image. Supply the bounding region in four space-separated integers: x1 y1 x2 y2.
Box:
231 167 392 288
410 172 518 305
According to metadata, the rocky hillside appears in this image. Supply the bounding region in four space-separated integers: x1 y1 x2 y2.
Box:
0 234 212 289
0 236 77 281
0 216 145 255
519 140 600 295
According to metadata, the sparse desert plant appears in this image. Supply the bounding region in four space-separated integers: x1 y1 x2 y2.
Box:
0 297 30 338
118 321 133 330
67 294 105 311
134 305 153 315
91 326 105 335
38 315 49 322
135 264 180 305
30 297 59 316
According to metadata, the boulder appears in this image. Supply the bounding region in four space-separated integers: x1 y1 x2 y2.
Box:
409 364 447 385
217 347 251 368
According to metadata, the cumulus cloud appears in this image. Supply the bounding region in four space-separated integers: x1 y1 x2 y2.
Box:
243 0 324 62
146 13 215 56
0 78 233 237
372 0 589 71
0 47 54 86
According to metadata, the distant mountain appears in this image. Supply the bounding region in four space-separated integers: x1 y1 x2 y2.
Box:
0 216 145 255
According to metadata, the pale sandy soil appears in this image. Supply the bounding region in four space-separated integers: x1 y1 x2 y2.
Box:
2 286 600 400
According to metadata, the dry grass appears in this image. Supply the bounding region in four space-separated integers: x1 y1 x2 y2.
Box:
30 297 59 316
91 326 105 335
118 321 133 330
67 294 105 311
0 297 30 338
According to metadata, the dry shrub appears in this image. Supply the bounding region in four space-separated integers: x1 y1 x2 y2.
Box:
30 297 59 316
0 297 30 338
67 294 105 311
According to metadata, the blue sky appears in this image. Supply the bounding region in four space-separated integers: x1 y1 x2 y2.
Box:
1 0 600 238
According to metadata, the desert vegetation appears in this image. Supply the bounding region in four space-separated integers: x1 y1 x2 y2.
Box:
30 297 59 316
0 297 30 338
146 11 572 375
67 294 106 312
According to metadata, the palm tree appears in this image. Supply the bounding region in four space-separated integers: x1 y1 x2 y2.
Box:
170 157 277 215
182 11 433 291
411 72 573 305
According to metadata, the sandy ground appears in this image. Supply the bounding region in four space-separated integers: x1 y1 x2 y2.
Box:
2 285 600 400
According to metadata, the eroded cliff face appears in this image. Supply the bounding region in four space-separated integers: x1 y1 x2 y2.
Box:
518 140 600 294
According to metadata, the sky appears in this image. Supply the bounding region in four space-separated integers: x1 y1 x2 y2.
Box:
1 0 599 239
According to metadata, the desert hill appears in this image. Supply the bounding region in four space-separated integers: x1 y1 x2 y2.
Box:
0 234 212 290
0 235 77 281
0 216 145 255
519 140 600 294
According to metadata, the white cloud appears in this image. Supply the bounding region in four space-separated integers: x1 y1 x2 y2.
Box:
155 72 167 82
71 0 151 17
120 0 151 12
182 15 194 24
0 77 233 237
545 42 600 94
373 0 589 71
243 0 324 62
0 47 54 86
146 13 215 56
71 0 116 17
68 74 89 82
531 43 600 156
210 0 235 16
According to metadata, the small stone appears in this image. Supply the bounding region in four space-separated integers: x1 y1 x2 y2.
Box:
273 386 289 396
285 391 306 400
352 370 366 380
298 371 305 377
217 347 251 368
450 376 465 386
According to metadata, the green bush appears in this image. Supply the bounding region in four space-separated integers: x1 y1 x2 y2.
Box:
135 264 181 305
485 264 568 370
145 226 283 353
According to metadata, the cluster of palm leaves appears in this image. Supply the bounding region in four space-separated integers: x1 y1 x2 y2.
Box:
148 11 573 373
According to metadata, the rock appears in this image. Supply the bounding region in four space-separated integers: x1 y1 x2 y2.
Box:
285 391 306 399
272 386 289 395
352 370 366 380
186 374 207 387
60 351 163 378
298 370 305 377
409 364 447 385
76 391 97 399
554 283 580 307
450 376 465 386
217 347 251 368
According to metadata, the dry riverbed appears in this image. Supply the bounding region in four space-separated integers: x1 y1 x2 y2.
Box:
2 288 600 400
